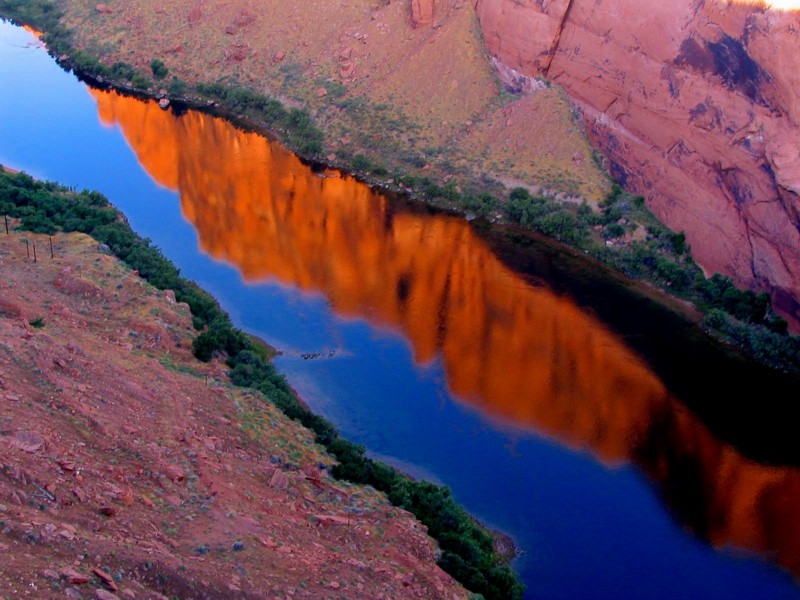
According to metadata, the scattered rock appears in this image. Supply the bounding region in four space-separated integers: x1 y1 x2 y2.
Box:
95 4 113 14
269 470 289 490
93 567 118 591
158 98 170 109
72 487 86 503
187 7 201 23
11 430 44 453
60 567 89 585
314 514 351 526
164 493 183 507
119 486 134 507
94 589 120 600
233 11 256 27
316 87 328 98
272 50 285 63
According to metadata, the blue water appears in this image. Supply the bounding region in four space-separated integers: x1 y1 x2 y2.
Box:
2 21 799 599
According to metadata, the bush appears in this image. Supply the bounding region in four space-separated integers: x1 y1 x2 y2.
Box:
149 58 168 80
130 72 151 90
167 77 187 96
697 274 770 324
351 154 371 171
110 61 136 81
604 222 624 238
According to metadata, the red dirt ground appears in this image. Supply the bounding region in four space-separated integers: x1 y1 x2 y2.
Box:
0 224 466 599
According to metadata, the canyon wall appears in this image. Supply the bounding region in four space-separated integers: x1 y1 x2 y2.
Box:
475 0 800 325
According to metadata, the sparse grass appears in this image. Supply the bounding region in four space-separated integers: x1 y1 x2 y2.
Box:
158 355 202 377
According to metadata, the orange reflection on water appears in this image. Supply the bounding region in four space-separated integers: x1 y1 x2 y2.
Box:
21 25 43 38
91 88 800 578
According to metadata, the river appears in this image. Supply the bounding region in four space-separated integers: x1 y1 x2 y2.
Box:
1 21 800 599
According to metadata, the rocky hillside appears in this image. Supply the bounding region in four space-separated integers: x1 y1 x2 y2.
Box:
474 0 800 327
0 224 466 599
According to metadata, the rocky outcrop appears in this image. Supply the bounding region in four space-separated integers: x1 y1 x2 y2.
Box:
411 0 434 26
475 0 800 326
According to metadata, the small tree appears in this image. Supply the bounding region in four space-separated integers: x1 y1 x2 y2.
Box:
130 72 151 89
167 77 187 96
149 58 168 80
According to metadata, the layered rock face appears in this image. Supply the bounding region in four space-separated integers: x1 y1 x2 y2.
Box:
475 0 800 325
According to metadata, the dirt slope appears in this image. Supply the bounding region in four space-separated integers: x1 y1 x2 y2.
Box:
0 225 466 599
58 0 610 204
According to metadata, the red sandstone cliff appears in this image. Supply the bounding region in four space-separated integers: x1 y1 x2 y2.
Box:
475 0 800 325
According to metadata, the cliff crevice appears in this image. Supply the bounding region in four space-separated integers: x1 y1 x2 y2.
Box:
544 0 577 77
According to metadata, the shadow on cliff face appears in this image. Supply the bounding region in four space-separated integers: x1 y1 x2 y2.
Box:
89 87 800 580
676 34 770 105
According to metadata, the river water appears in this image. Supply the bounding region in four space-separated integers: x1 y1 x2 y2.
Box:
2 21 800 599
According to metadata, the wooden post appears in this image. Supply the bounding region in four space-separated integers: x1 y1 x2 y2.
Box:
4 215 8 235
25 239 29 258
32 241 37 263
49 236 54 258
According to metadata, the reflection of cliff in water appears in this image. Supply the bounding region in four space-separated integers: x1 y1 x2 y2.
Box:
92 88 800 579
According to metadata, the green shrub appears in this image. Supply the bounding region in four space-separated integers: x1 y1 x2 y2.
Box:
351 154 371 171
167 77 187 96
110 61 136 81
130 72 151 90
149 58 168 80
